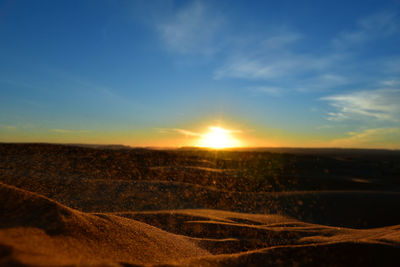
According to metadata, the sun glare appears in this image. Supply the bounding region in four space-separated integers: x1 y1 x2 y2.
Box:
197 126 242 149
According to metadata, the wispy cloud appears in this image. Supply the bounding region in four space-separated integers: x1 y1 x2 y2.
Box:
248 86 283 96
157 126 242 137
322 89 400 121
158 1 225 55
216 52 333 81
296 74 349 92
333 11 399 49
156 128 200 136
172 128 201 136
326 112 348 121
213 31 320 80
315 124 335 130
213 10 399 95
0 124 17 130
330 128 400 148
51 129 72 133
381 79 400 87
258 32 303 50
50 129 89 133
383 56 400 75
155 4 399 99
213 28 349 95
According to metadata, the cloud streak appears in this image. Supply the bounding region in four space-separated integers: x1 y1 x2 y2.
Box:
329 128 400 148
333 11 399 49
172 128 201 136
248 86 283 96
158 126 242 137
156 128 201 136
213 31 323 81
0 124 17 130
322 89 400 121
156 3 399 97
211 27 353 94
50 129 89 134
158 1 225 55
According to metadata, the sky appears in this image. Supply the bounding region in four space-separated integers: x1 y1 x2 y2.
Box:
1 0 400 148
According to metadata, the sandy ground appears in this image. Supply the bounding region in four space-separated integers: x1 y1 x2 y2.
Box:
1 143 400 266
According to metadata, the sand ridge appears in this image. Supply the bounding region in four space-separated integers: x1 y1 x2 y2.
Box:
1 182 400 266
0 183 209 266
1 143 400 266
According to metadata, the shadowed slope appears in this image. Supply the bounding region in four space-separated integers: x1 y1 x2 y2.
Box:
2 143 400 229
4 175 400 228
113 209 400 257
0 183 209 266
183 242 400 267
1 144 400 266
1 184 400 266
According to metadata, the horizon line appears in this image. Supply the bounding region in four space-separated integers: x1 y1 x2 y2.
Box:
1 142 399 152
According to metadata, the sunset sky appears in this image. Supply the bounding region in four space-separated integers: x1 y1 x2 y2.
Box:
1 0 400 148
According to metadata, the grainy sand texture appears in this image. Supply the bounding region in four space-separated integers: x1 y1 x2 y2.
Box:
1 143 400 266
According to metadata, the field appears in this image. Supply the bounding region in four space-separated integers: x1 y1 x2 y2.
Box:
1 143 400 266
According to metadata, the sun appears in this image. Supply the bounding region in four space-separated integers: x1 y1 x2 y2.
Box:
196 126 242 149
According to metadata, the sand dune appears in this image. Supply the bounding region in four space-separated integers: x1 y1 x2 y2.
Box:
1 182 400 266
1 144 400 266
3 176 400 228
0 183 209 266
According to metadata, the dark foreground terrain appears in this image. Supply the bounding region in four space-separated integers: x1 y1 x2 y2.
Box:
1 143 400 266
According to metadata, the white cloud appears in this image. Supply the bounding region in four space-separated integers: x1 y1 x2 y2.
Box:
330 128 400 148
322 89 400 121
158 1 225 55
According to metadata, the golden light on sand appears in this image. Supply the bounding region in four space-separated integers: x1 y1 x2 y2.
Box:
197 126 242 149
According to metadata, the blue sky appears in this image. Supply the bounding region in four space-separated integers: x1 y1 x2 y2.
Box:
1 0 400 148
